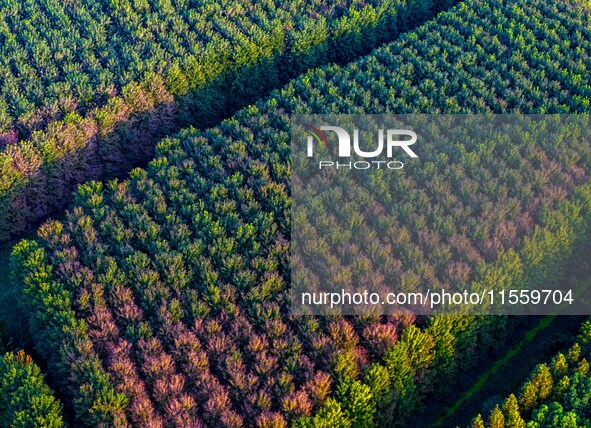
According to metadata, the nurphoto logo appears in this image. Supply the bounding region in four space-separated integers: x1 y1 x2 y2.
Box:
304 124 418 170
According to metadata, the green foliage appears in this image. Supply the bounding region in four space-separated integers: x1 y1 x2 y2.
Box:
8 0 591 426
11 241 128 426
488 406 505 428
474 320 591 427
0 0 450 241
502 394 525 428
471 414 485 428
335 379 376 428
0 350 63 428
528 403 580 428
295 398 351 428
362 364 391 407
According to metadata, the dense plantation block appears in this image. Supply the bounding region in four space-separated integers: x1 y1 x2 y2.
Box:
11 0 591 426
0 350 64 427
0 0 455 241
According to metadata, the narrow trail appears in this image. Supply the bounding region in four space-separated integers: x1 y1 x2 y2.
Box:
430 276 591 428
433 315 557 427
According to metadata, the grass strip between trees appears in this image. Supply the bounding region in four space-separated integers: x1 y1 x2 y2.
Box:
432 275 591 428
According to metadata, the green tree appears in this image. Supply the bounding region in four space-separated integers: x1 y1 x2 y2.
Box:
530 365 554 402
294 398 351 428
518 382 538 413
471 414 485 428
336 379 375 428
488 405 505 428
502 394 525 428
0 350 64 428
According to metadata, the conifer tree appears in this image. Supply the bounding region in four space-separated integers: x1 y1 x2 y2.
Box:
488 405 505 428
